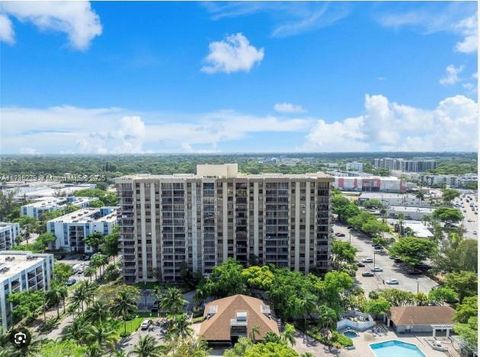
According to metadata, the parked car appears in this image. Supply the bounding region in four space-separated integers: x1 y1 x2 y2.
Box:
385 279 399 285
371 266 383 272
362 271 374 277
408 269 423 275
81 255 90 261
357 262 365 267
335 233 346 237
393 258 403 263
140 320 152 330
66 277 77 286
361 258 374 263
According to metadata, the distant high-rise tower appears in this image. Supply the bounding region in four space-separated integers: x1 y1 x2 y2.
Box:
115 164 334 283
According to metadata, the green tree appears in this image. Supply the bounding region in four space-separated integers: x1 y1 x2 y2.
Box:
454 296 477 351
441 188 460 204
433 239 477 273
332 240 357 265
428 287 458 305
84 232 104 252
280 323 296 346
432 207 463 223
363 298 391 318
8 290 44 323
112 287 139 335
389 237 436 269
130 335 165 357
200 259 247 297
444 271 478 301
377 289 416 306
244 341 298 357
39 340 86 357
99 228 120 263
241 265 274 290
53 262 74 283
159 287 187 316
168 313 193 340
84 322 118 352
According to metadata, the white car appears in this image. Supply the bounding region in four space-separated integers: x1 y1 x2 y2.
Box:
385 279 399 285
371 266 383 272
362 258 374 263
140 320 152 330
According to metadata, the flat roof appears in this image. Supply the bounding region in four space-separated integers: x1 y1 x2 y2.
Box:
389 206 434 213
116 172 332 181
0 251 52 281
48 207 117 223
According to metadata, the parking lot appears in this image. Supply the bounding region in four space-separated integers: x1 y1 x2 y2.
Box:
333 224 438 294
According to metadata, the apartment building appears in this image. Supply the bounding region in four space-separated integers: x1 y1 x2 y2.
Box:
0 251 53 331
47 207 117 253
373 158 437 173
21 196 98 219
345 161 364 172
116 164 334 283
0 223 20 251
333 176 405 193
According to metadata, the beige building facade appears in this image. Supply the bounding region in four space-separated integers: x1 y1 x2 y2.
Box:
116 164 333 283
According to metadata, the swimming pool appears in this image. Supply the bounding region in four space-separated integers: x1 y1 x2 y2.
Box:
370 340 426 357
343 330 359 338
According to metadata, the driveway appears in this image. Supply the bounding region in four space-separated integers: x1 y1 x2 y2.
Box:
333 224 437 294
118 318 165 354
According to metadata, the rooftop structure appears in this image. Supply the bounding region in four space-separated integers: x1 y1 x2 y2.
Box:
3 182 96 201
200 294 279 343
0 222 20 251
386 306 455 336
0 251 54 330
387 206 434 221
47 207 117 253
358 192 432 208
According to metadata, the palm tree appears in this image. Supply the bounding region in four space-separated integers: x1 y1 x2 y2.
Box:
249 324 260 343
84 322 118 352
112 290 138 335
8 337 42 357
130 335 164 357
168 313 193 340
46 282 67 319
296 293 316 342
280 323 296 346
63 317 89 344
84 300 111 324
84 266 96 282
160 287 187 316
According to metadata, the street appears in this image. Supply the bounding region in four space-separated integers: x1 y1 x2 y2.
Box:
333 224 438 294
455 194 478 240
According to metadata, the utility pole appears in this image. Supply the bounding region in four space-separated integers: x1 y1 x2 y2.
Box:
416 279 419 294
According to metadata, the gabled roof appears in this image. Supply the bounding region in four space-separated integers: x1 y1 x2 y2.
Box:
199 294 279 341
389 306 455 326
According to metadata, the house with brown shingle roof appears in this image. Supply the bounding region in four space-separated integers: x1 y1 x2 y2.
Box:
199 294 279 344
386 305 455 337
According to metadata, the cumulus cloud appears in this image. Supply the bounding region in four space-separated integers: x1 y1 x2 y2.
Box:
0 1 102 50
303 94 478 152
274 102 306 114
201 33 264 74
440 65 464 86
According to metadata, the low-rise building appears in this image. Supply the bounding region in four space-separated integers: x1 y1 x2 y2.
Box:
387 220 433 238
199 294 279 344
0 251 54 331
334 176 405 193
47 207 117 253
21 196 98 219
386 306 455 336
0 223 20 251
387 206 434 221
358 192 431 208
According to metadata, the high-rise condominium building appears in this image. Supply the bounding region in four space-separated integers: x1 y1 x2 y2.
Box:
116 164 333 283
373 158 437 172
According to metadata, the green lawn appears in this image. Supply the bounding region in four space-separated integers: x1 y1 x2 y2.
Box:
117 316 145 337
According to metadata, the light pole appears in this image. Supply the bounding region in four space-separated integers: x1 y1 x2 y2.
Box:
416 279 419 294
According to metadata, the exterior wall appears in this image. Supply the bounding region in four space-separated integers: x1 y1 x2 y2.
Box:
116 173 333 283
394 324 434 334
0 252 53 331
20 197 96 219
0 223 20 251
334 177 403 193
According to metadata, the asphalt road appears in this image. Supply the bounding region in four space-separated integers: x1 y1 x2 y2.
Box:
454 194 478 240
333 224 438 294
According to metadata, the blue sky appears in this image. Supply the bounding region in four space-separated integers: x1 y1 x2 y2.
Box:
0 1 477 154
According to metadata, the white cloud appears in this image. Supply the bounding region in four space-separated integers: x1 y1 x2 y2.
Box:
440 65 464 86
274 102 306 114
303 94 478 152
378 4 477 55
0 1 102 50
19 147 39 155
0 14 14 44
202 33 264 74
203 3 350 38
455 16 477 54
0 106 310 154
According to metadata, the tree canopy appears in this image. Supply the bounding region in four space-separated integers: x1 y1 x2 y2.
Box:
389 237 436 268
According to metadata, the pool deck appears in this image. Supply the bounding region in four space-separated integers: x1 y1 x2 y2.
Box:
339 330 458 357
